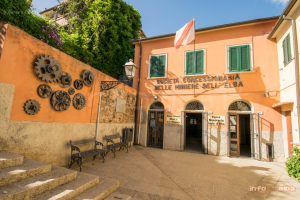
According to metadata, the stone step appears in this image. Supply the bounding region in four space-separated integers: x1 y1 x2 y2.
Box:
74 178 120 200
0 166 77 200
32 172 99 200
105 193 141 200
0 158 52 187
0 151 23 170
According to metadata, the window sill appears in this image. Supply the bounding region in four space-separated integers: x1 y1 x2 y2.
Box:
183 74 206 77
225 71 255 74
147 77 167 80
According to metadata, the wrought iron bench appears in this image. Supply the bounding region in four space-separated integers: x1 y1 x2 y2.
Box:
69 138 106 172
105 133 128 158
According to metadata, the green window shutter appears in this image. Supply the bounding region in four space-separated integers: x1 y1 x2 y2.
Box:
195 50 204 74
286 34 292 63
240 45 250 71
150 55 165 78
186 52 194 75
158 55 166 77
229 47 238 72
150 56 158 78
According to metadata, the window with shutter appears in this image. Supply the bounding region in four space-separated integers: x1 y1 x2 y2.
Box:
185 50 204 75
149 54 166 78
283 34 292 66
229 45 251 72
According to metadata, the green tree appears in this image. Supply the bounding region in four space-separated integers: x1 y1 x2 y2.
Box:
64 0 141 78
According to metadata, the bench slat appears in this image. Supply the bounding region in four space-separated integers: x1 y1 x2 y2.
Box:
72 139 95 145
105 134 120 140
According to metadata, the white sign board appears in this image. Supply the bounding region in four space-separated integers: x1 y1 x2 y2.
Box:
208 115 225 125
166 114 181 124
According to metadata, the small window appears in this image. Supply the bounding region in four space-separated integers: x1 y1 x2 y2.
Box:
283 34 292 66
185 50 204 75
228 45 251 72
149 54 166 78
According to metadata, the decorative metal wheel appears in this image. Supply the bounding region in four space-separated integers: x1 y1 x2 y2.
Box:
34 55 62 83
228 101 251 111
82 70 94 86
59 71 72 88
185 101 204 110
74 79 84 90
50 91 71 111
24 99 41 115
68 87 75 95
149 102 164 109
73 93 86 110
37 84 52 98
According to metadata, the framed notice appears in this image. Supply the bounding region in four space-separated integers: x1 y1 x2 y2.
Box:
208 115 225 125
166 114 181 124
230 125 236 132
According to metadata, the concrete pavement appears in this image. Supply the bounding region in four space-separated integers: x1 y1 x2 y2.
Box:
70 146 300 200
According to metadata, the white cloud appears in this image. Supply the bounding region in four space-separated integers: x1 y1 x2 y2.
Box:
270 0 290 6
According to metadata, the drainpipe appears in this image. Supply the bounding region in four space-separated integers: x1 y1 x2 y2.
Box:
283 15 300 138
134 39 142 144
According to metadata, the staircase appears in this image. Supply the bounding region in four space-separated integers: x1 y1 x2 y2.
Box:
0 151 119 200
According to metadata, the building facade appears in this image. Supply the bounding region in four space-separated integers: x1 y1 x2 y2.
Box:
131 17 285 162
269 0 300 159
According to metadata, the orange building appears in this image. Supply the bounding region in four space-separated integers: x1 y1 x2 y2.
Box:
131 16 284 161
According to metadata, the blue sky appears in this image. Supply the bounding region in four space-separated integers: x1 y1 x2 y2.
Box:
32 0 289 37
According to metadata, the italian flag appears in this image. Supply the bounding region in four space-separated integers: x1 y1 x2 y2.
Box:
174 19 195 49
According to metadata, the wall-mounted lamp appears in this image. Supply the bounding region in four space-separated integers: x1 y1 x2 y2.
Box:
153 95 158 100
207 111 213 114
166 110 170 113
257 111 263 115
264 92 270 97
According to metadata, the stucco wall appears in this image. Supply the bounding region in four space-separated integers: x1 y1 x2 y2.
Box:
0 24 136 166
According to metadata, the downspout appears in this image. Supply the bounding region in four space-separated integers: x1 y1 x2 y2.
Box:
283 15 300 137
134 39 142 144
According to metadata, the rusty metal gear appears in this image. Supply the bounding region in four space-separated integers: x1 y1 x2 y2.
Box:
74 79 83 90
59 71 72 88
50 91 71 111
24 100 41 115
37 84 52 98
82 70 94 86
68 87 75 95
73 93 86 110
34 55 62 83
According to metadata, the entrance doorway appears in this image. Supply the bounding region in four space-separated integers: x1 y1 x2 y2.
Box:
185 113 203 153
286 111 293 156
229 114 251 157
147 101 164 148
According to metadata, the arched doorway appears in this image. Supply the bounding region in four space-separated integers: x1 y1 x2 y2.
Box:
185 101 204 153
147 101 164 148
228 100 252 157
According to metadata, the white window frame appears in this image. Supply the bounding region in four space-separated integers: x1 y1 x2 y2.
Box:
226 43 254 74
148 53 168 79
183 48 206 76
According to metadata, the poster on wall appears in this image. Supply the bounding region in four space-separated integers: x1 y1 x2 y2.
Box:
166 114 181 124
208 115 225 125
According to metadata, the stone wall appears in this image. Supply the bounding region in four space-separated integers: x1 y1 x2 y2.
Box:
0 24 137 166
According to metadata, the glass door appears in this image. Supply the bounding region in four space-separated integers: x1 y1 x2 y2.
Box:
229 114 240 156
148 111 164 148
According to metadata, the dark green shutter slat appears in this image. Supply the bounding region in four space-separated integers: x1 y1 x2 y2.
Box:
186 52 194 75
195 50 204 74
229 47 238 72
287 35 292 63
150 56 158 78
240 45 250 71
158 55 165 77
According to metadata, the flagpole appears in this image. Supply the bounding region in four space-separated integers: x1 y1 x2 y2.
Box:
193 18 196 98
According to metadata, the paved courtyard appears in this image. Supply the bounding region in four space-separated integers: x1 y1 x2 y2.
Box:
70 146 300 200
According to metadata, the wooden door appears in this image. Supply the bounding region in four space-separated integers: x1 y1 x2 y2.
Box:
229 114 240 156
286 111 293 156
148 111 164 148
